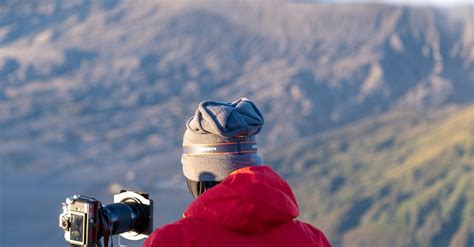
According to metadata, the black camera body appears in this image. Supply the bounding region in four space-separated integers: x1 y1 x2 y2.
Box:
59 191 153 246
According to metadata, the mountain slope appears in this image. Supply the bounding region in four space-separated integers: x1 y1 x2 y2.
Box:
1 1 473 154
269 105 474 247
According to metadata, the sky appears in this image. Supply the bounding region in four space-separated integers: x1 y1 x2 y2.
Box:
327 0 473 6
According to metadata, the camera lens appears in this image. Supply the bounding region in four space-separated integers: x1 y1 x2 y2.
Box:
102 201 149 235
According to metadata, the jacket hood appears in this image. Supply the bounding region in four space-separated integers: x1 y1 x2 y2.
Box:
184 166 299 234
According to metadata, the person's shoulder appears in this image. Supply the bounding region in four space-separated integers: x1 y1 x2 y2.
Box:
142 218 192 247
294 220 332 247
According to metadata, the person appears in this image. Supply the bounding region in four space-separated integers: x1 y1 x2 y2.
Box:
143 98 331 247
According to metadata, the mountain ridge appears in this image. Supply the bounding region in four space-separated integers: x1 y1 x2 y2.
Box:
1 1 473 152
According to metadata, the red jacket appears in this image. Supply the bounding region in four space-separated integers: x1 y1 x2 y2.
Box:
143 166 331 247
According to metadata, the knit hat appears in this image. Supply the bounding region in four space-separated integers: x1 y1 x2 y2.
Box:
182 97 264 181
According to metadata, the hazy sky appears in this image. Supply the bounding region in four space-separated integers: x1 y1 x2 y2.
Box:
329 0 473 6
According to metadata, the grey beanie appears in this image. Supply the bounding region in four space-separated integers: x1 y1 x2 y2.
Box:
182 97 264 181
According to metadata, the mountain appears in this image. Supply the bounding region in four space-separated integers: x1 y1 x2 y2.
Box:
0 0 473 246
1 0 473 155
269 105 474 247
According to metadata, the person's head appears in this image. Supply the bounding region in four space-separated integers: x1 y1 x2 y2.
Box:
181 98 265 198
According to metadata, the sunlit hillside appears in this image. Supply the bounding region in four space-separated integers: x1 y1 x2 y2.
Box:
270 105 474 247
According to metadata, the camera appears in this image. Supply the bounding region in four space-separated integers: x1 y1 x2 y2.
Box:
59 190 153 246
